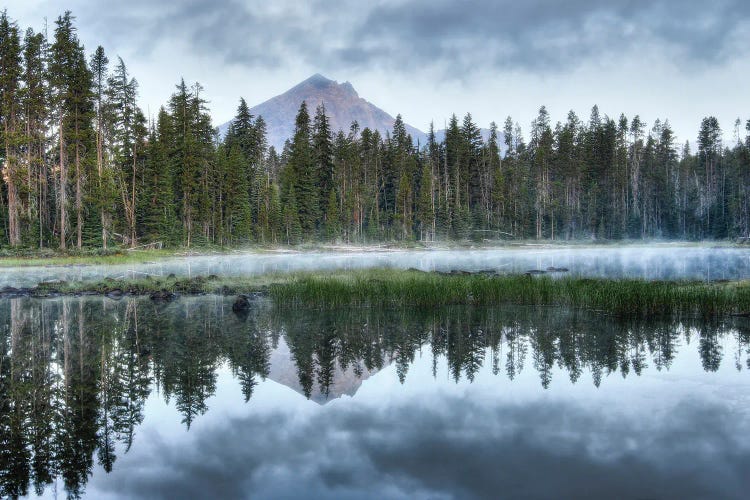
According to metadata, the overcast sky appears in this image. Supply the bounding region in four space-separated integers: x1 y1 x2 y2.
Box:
9 0 750 143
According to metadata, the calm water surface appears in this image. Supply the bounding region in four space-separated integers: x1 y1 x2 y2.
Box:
1 245 750 286
1 296 749 499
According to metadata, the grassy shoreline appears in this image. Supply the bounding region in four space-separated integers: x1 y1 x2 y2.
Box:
8 269 750 319
268 270 750 318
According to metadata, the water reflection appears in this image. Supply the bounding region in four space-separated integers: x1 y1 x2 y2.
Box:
0 296 749 498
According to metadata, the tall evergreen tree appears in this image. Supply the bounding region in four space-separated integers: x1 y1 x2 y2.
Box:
138 108 175 243
49 11 94 249
313 103 334 222
0 11 23 245
90 46 111 247
282 102 318 235
22 28 49 247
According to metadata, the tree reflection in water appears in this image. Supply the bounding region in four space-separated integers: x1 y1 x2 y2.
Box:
0 295 748 498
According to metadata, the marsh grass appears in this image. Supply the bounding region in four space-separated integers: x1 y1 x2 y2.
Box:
26 268 750 319
268 269 750 318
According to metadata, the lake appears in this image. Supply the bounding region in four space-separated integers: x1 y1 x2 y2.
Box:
1 295 749 499
2 245 750 287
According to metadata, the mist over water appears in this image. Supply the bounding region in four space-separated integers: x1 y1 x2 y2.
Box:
2 245 749 287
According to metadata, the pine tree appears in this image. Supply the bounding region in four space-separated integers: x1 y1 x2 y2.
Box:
395 170 412 239
283 185 302 244
389 115 416 239
191 83 218 245
444 114 462 228
313 103 334 220
0 11 23 245
139 108 175 243
70 49 94 249
167 80 214 247
255 174 270 243
461 113 483 214
107 57 145 246
282 102 318 236
21 27 48 247
90 45 110 247
221 145 252 243
268 182 282 243
325 188 340 241
226 97 254 157
49 11 94 249
697 116 723 238
416 162 434 241
530 106 553 239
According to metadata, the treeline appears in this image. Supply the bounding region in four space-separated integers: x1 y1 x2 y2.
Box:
1 10 749 250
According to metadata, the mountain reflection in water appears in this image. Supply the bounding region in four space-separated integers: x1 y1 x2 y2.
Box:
1 296 749 499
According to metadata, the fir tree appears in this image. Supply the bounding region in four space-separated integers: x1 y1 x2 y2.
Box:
90 45 111 247
283 185 302 244
221 145 252 243
21 27 48 247
282 102 318 235
325 188 340 241
416 162 434 241
49 11 94 249
313 103 334 220
139 108 175 243
0 11 23 245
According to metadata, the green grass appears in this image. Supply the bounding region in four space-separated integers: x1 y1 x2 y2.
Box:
0 248 178 267
20 268 750 319
268 269 750 318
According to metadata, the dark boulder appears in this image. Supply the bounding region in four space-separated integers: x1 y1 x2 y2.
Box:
232 295 252 313
0 286 32 297
150 290 178 302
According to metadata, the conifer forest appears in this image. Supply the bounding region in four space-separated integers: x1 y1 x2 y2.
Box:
1 10 749 250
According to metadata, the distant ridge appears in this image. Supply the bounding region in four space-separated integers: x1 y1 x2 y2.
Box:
219 74 506 152
220 74 426 150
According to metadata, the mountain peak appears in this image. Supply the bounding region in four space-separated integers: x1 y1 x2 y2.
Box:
299 73 335 89
221 75 427 149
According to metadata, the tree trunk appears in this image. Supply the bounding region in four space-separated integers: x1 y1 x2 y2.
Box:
59 118 67 250
75 116 82 249
5 120 20 246
97 107 106 249
130 142 138 246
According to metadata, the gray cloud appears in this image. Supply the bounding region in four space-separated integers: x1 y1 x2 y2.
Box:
354 0 750 72
64 0 750 76
13 0 749 141
88 396 750 499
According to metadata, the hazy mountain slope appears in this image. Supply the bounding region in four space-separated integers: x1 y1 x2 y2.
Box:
221 74 426 149
218 74 507 152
